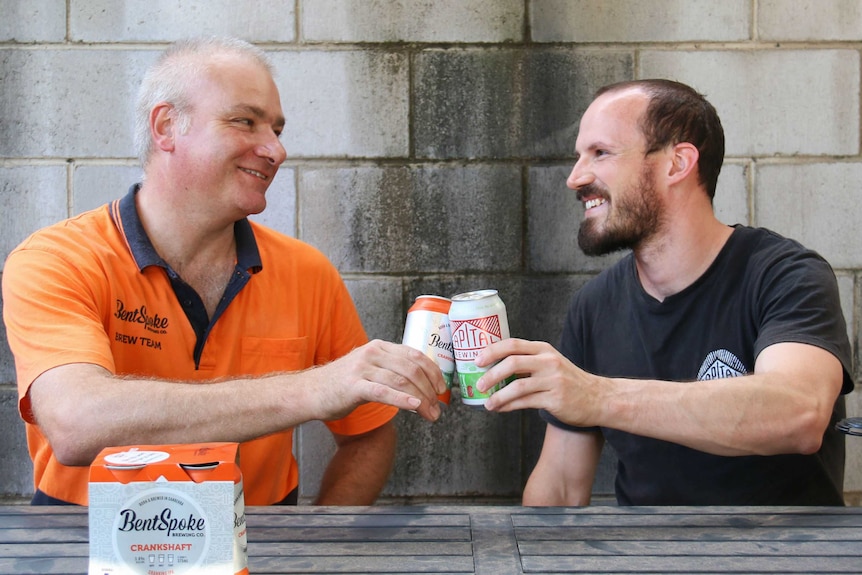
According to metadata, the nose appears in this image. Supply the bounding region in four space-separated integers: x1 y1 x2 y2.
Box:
566 157 593 190
258 132 287 166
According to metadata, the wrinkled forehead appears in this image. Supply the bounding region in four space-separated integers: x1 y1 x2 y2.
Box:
193 53 282 105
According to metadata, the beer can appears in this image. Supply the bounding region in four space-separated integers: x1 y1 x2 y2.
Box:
401 295 455 404
449 289 510 407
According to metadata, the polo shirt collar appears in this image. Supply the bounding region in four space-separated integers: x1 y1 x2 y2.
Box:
118 183 263 274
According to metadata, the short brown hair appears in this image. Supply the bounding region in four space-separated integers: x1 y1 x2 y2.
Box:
596 79 725 200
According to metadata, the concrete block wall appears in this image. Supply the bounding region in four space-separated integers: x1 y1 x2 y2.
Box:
1 0 860 505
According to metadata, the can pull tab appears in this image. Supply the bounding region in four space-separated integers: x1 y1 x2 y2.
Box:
180 462 220 483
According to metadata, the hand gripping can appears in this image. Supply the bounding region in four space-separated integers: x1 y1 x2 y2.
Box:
449 289 510 406
401 295 455 404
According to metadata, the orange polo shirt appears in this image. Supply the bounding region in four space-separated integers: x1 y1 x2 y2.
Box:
2 185 397 505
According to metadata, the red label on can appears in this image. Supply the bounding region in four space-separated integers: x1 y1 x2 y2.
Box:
451 315 502 352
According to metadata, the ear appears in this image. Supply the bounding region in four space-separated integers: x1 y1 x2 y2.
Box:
150 103 176 153
666 142 699 185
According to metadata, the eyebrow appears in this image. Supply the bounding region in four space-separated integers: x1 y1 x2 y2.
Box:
585 141 614 152
574 142 607 157
230 104 285 129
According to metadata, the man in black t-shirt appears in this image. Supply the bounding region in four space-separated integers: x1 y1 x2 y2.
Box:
474 79 854 506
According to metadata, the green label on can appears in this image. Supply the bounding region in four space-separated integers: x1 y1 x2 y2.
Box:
458 370 502 404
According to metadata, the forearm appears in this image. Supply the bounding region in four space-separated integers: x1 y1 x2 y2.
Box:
523 465 592 506
523 426 601 506
314 422 397 505
30 340 443 467
600 369 839 457
31 364 318 465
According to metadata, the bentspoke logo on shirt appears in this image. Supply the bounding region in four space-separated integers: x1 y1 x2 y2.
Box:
114 299 170 334
697 349 747 381
113 298 169 350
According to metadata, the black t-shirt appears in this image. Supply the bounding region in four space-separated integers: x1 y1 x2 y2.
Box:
544 226 854 505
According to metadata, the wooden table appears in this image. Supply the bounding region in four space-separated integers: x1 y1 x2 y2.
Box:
1 504 861 574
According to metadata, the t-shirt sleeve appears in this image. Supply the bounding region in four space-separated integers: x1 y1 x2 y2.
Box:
539 408 600 433
320 274 397 436
541 289 600 433
2 245 116 423
753 246 854 395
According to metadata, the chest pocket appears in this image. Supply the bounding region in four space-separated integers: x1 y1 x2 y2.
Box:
240 337 310 374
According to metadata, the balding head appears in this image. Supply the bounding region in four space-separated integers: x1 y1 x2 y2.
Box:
591 80 725 200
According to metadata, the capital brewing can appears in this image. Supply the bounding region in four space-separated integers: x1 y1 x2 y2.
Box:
449 289 510 406
401 295 455 404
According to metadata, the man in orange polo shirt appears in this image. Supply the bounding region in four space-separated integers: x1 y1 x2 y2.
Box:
2 36 445 506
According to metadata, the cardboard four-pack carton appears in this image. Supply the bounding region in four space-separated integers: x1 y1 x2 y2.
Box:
88 442 248 575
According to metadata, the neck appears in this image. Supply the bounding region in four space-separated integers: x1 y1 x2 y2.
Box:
634 209 733 302
136 182 239 265
137 186 240 318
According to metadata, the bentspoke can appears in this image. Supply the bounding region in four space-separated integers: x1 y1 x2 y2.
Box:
401 295 455 404
449 289 510 406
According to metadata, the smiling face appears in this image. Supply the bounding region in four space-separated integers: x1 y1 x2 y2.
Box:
568 89 666 256
169 53 287 222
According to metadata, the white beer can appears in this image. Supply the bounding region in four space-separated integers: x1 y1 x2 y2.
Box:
449 289 510 406
402 295 455 404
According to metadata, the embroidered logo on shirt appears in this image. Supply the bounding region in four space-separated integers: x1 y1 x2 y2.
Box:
113 299 168 349
697 349 747 381
114 299 170 334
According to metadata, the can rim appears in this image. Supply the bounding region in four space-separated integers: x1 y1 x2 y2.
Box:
451 289 498 301
409 295 452 314
416 294 452 301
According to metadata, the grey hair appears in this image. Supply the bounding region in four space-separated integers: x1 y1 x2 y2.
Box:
134 36 274 167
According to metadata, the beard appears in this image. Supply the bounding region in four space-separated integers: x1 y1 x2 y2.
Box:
577 164 663 256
